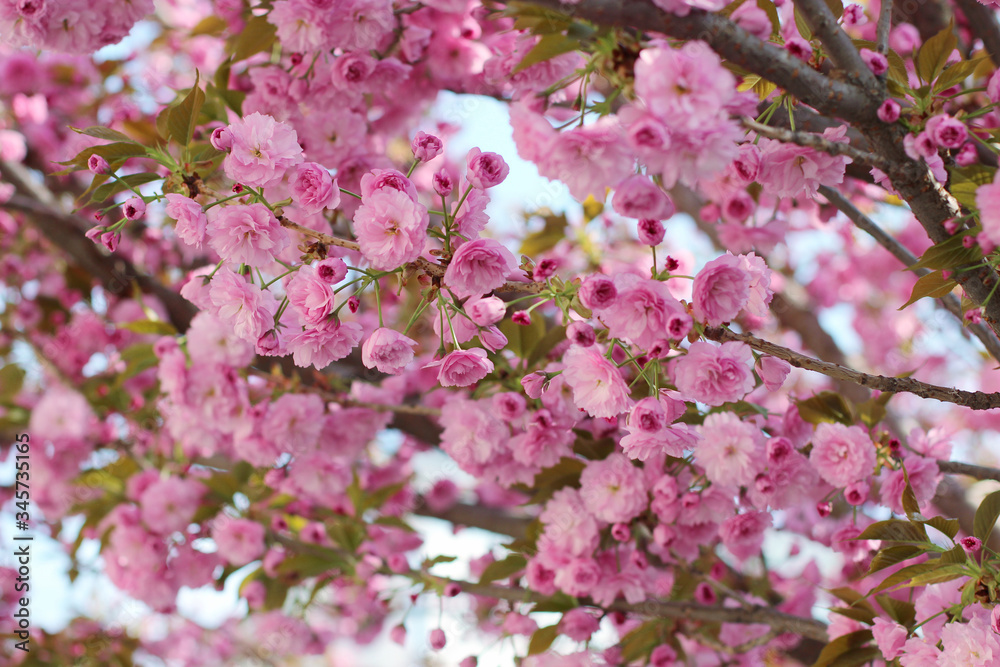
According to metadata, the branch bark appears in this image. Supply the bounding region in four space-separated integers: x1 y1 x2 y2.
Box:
704 326 1000 410
954 0 1000 65
794 0 879 91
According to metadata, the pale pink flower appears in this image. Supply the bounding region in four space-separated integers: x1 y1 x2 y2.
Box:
223 112 303 187
262 393 325 454
600 273 690 348
578 275 617 310
671 341 754 406
873 618 908 661
444 238 518 298
362 327 417 374
612 175 673 219
939 613 1000 665
139 477 204 535
360 168 418 202
353 188 429 270
287 320 363 370
426 348 494 387
758 126 851 198
692 254 751 326
286 264 335 325
465 295 506 326
579 453 648 523
466 147 509 189
561 345 631 419
756 356 791 391
697 412 762 488
719 511 771 561
809 422 875 488
290 162 339 213
741 252 773 317
209 268 279 342
439 398 507 477
165 194 208 249
539 488 600 557
213 518 266 566
926 114 967 149
411 131 443 161
208 204 290 267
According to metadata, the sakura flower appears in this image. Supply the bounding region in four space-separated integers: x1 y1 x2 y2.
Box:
426 348 494 387
808 422 875 488
209 268 279 343
165 194 208 249
207 204 290 267
361 327 417 374
579 453 648 523
692 254 751 326
466 147 509 189
697 412 762 488
139 477 204 536
561 345 631 419
290 162 339 213
444 238 518 298
286 264 335 326
212 518 266 566
223 112 303 187
670 341 754 406
353 188 429 270
287 319 363 370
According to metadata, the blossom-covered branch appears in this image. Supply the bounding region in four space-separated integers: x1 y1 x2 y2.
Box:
743 118 888 169
704 326 1000 410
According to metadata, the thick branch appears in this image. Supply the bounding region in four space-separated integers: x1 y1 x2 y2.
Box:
794 0 879 90
955 0 1000 65
440 578 829 642
511 0 879 123
414 503 531 540
743 118 888 169
704 326 1000 410
817 185 1000 362
280 218 545 295
876 0 893 54
937 460 1000 482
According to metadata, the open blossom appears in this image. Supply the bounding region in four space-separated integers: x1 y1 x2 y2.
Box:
719 511 771 561
426 348 494 387
286 264 335 325
139 477 204 535
165 194 208 249
361 327 417 374
353 188 429 270
209 268 279 343
697 412 762 488
287 319 363 370
872 618 908 661
599 273 691 348
212 518 266 566
444 238 518 299
579 453 648 523
671 341 754 406
809 422 875 488
977 171 1000 246
612 175 674 219
561 345 631 419
290 162 339 213
758 126 851 198
208 204 290 267
692 254 751 326
223 112 303 187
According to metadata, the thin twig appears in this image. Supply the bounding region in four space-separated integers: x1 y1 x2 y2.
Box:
743 118 889 169
703 326 1000 410
936 460 1000 483
794 0 880 90
280 218 545 295
876 0 893 55
818 185 1000 363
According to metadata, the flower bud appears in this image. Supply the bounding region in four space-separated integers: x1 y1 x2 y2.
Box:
123 197 146 220
411 131 443 161
88 154 109 174
211 126 233 151
637 218 665 246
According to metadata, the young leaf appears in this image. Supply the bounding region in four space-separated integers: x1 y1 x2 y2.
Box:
795 392 855 425
811 630 873 667
916 23 958 84
166 71 206 146
231 15 277 62
855 519 928 543
898 270 957 310
973 489 1000 541
479 553 527 584
909 234 980 271
528 625 560 655
70 126 138 144
867 544 925 575
513 32 581 74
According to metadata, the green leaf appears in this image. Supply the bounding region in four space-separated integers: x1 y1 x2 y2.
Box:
277 553 344 579
120 319 178 336
870 561 954 595
498 311 546 360
372 516 415 532
910 233 981 271
829 606 875 624
855 519 928 543
825 647 882 667
479 553 527 584
933 56 988 93
867 544 925 575
898 270 957 310
619 620 669 663
901 473 921 518
793 8 813 40
190 15 227 37
904 563 968 588
422 555 458 569
0 364 25 402
811 630 872 667
520 210 568 257
950 164 997 208
119 343 158 381
513 32 581 74
920 516 960 540
70 126 138 144
528 625 560 655
165 71 205 146
827 587 876 613
916 22 958 84
201 472 239 499
938 543 967 564
855 392 891 428
55 142 148 173
974 489 1000 541
522 457 586 505
875 595 916 626
89 173 162 205
530 592 578 613
796 391 855 425
231 15 277 62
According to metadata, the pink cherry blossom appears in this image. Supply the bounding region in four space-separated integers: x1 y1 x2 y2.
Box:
671 341 755 406
212 518 266 566
444 238 518 298
207 204 290 267
223 112 303 187
361 327 417 374
353 188 429 270
426 348 494 387
579 453 648 524
561 345 631 419
809 422 875 488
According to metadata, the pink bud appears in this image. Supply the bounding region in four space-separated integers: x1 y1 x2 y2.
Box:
611 523 631 541
429 629 446 650
566 321 596 347
521 371 546 399
444 582 461 597
85 226 104 243
877 99 901 123
347 295 360 313
88 154 109 174
860 48 888 76
638 218 665 246
411 131 443 161
211 126 233 151
844 481 868 506
123 197 146 220
387 553 408 573
955 143 978 167
816 501 833 518
511 311 531 326
694 582 717 605
101 231 120 252
960 535 982 554
433 169 454 197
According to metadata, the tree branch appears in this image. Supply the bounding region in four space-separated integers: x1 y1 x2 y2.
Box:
876 0 892 54
937 460 1000 482
743 118 888 169
279 218 545 295
703 326 1000 410
509 0 879 124
817 185 1000 362
794 0 879 90
434 577 829 642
